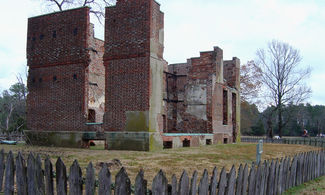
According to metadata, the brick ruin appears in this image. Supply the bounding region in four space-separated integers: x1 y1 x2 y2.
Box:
25 0 240 151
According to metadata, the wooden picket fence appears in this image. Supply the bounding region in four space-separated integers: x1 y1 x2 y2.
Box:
0 149 324 195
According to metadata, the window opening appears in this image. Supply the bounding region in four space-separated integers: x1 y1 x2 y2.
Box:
223 89 228 125
73 28 78 36
52 30 56 38
87 109 96 123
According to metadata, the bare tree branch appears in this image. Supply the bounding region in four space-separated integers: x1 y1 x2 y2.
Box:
42 0 114 23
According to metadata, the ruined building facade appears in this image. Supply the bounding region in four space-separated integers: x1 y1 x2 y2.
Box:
25 0 240 151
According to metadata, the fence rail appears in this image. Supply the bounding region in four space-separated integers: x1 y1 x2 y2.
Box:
241 137 325 147
0 149 324 195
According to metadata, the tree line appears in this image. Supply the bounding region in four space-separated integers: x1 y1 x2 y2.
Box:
241 102 325 137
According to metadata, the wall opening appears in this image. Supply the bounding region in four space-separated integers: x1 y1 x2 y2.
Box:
88 109 96 123
89 141 96 146
162 114 167 132
223 138 228 144
183 139 190 147
89 140 106 150
206 139 212 145
223 89 228 125
232 93 237 142
163 141 173 149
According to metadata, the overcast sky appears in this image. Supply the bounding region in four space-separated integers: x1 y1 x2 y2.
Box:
0 0 324 105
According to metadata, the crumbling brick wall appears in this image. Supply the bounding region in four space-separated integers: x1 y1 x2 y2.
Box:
167 47 223 133
166 47 240 142
103 0 166 132
26 7 104 132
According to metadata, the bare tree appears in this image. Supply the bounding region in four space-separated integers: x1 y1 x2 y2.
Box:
255 40 311 137
43 0 114 23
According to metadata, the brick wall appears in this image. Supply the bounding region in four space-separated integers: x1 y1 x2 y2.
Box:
27 65 87 131
26 7 92 131
103 0 165 132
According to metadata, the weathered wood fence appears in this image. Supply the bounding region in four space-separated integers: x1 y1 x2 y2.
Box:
0 149 324 195
241 136 325 147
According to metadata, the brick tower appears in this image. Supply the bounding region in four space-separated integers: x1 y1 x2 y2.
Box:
26 7 105 147
103 0 167 150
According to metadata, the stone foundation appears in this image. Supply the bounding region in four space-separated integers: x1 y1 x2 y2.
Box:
24 130 163 151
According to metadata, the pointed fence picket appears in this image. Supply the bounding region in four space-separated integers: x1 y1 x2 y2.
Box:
0 150 323 195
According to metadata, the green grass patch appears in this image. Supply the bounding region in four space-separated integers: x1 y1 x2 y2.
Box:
284 176 325 195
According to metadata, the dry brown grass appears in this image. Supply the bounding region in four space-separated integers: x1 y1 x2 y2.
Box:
0 143 319 183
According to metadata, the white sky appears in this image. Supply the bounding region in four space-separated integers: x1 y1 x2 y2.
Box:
0 0 324 105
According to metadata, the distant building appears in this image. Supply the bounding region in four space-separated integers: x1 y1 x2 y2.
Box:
25 0 240 151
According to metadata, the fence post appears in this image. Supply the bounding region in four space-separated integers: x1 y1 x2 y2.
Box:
248 163 256 195
254 162 262 195
217 167 227 195
44 156 54 195
262 161 269 195
0 149 4 192
256 140 263 164
27 153 36 195
290 156 298 188
152 170 167 195
296 154 302 186
36 155 45 194
190 171 198 195
235 164 243 195
267 160 275 195
226 165 236 195
274 159 280 194
69 160 83 195
85 162 95 195
210 167 218 195
171 174 177 195
198 169 209 195
16 152 27 195
98 164 111 195
4 151 14 195
277 158 284 194
242 164 249 195
178 170 189 195
56 157 67 195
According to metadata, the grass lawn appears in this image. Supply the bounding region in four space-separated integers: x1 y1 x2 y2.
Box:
284 175 325 195
0 142 319 183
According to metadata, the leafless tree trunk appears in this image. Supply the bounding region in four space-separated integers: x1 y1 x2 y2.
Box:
5 103 15 138
255 40 311 137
